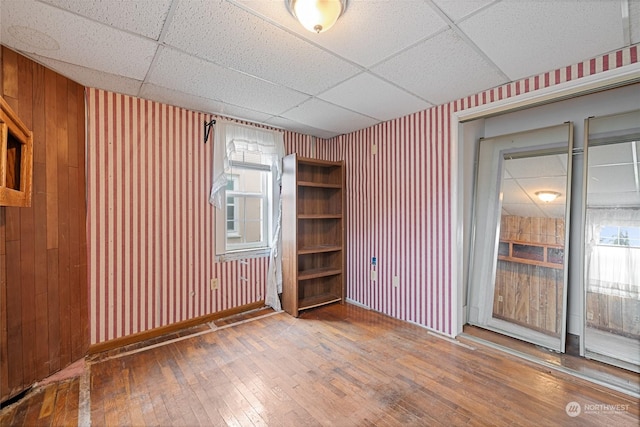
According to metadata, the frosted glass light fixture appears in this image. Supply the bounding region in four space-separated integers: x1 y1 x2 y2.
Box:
535 191 561 203
286 0 348 34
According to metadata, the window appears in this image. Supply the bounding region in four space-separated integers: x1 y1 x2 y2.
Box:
210 121 284 260
226 176 239 234
224 152 271 251
598 225 640 248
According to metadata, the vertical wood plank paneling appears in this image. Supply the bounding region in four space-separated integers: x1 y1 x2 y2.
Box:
2 46 23 395
31 62 49 381
17 53 36 390
0 206 6 398
44 68 61 374
0 84 6 392
56 73 71 373
1 47 88 403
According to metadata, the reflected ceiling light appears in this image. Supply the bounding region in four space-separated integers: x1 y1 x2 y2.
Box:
286 0 348 34
535 191 561 203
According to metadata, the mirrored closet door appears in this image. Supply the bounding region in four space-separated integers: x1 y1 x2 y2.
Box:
468 123 573 352
583 110 640 372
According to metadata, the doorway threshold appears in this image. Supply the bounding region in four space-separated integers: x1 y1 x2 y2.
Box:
459 325 640 399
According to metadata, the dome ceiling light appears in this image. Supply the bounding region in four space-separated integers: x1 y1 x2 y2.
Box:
286 0 348 34
535 191 561 203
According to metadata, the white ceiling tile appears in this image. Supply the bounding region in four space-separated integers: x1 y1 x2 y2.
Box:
141 84 278 131
517 176 568 203
588 191 640 208
431 0 496 22
239 0 448 67
264 116 340 140
504 155 567 179
1 0 635 138
213 106 278 127
163 0 360 95
318 73 432 122
282 98 379 135
588 142 635 167
40 0 172 40
372 29 507 105
502 203 545 218
459 1 625 80
28 53 143 96
501 179 531 204
1 0 157 79
147 48 310 116
140 83 226 115
588 164 639 194
539 204 566 219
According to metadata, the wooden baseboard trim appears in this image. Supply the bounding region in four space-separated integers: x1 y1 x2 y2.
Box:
88 301 265 355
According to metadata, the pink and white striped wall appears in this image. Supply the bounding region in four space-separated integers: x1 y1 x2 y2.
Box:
87 44 637 343
318 44 638 337
86 89 312 344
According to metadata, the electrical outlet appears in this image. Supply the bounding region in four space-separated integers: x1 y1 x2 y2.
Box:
371 270 377 281
210 278 219 291
587 311 594 321
497 295 503 302
393 276 399 287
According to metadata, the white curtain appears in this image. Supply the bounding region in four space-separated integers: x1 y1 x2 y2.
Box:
209 120 285 311
210 120 285 208
585 208 640 299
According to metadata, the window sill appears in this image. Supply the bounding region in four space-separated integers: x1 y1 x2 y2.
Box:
216 247 271 263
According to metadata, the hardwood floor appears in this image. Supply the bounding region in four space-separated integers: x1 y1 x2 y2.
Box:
0 378 80 426
2 303 639 426
461 325 639 396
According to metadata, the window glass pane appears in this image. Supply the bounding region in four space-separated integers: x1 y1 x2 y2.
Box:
598 225 640 248
224 165 269 250
229 150 269 166
598 226 619 245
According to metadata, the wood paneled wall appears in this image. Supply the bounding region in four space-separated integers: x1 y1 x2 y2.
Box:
0 46 88 403
492 215 564 336
587 292 640 339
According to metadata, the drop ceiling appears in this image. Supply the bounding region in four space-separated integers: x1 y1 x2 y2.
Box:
1 0 639 139
501 141 640 219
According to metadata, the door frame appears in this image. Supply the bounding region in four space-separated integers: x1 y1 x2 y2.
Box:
450 63 640 337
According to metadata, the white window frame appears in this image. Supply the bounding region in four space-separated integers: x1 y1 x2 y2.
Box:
226 175 239 236
225 161 270 251
598 224 640 248
215 160 278 262
210 120 284 263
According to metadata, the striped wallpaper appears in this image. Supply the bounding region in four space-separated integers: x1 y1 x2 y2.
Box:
318 45 638 337
87 44 637 343
86 89 312 344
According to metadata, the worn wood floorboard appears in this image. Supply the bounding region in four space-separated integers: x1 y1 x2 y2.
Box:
0 378 80 426
90 303 638 426
1 303 638 426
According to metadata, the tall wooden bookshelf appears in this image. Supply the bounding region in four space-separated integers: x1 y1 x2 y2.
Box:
281 154 345 317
